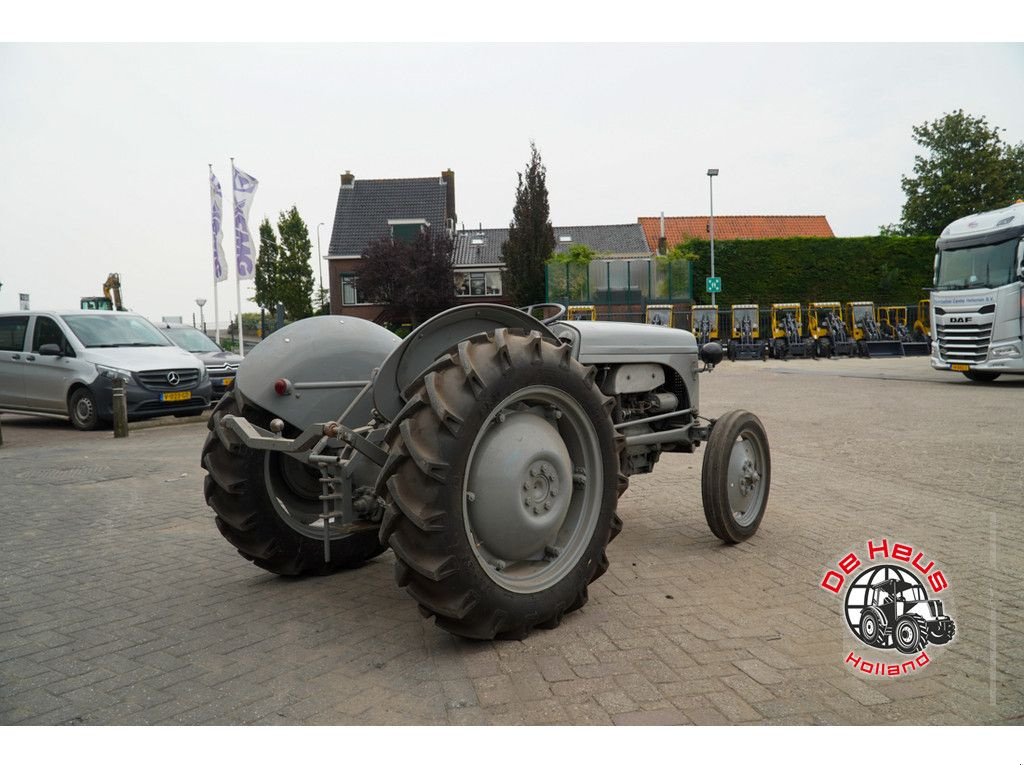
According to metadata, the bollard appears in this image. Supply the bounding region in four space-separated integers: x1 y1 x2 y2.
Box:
113 377 129 438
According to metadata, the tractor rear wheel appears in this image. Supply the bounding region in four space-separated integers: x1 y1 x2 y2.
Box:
378 328 626 640
859 608 885 647
202 395 386 576
701 410 771 543
893 615 929 654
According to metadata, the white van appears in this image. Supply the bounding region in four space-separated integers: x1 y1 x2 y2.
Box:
0 310 213 430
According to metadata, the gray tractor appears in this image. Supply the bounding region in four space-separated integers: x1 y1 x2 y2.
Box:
201 304 771 639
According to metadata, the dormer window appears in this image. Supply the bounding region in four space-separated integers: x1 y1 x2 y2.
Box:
558 235 572 243
388 218 429 243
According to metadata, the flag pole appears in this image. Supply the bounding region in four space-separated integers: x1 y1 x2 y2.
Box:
210 163 221 344
232 157 244 358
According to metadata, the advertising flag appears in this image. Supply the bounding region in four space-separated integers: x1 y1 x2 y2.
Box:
232 165 259 280
210 169 228 283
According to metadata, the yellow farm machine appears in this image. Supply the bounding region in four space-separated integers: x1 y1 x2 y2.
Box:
691 305 719 351
878 306 929 356
846 301 903 357
807 302 855 358
727 304 768 361
769 303 812 359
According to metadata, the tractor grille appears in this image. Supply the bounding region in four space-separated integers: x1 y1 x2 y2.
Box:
937 321 992 364
135 368 201 391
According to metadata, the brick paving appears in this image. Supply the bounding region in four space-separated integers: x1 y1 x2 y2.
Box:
1 357 1022 725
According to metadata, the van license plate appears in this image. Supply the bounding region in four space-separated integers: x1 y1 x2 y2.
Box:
162 391 191 402
951 364 969 372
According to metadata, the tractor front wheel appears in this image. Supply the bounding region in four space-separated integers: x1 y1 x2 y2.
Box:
701 410 771 543
928 619 956 645
894 615 929 654
202 395 386 576
378 328 626 640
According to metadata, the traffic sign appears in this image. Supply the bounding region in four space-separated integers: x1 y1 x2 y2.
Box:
706 276 722 294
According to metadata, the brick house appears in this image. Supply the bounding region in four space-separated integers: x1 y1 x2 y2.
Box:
325 170 456 319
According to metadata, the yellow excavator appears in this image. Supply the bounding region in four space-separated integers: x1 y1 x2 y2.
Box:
81 273 127 311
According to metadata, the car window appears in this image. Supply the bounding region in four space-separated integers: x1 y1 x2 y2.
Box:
163 326 222 353
61 314 172 348
0 316 29 351
32 316 74 356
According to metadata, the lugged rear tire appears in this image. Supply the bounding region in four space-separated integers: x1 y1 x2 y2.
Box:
378 328 627 640
201 394 386 576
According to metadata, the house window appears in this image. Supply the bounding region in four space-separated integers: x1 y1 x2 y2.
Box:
341 273 369 305
388 218 429 243
455 270 502 297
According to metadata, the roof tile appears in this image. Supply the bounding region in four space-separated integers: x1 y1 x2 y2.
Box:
638 215 834 251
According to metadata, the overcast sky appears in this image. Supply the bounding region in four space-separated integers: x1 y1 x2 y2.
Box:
1 43 1021 324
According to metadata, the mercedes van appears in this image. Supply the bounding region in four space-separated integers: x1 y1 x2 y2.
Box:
0 310 212 429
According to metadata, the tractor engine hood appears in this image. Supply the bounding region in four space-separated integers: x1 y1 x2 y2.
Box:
553 320 698 361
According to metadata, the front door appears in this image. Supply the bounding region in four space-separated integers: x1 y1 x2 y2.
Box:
22 316 81 413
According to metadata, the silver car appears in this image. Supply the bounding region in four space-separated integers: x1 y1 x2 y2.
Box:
0 310 212 430
155 322 242 401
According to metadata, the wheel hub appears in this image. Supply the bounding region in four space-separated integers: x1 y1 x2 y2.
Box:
76 398 93 421
727 437 762 522
467 411 572 562
521 460 562 516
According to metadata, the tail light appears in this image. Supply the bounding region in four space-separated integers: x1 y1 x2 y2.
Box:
274 378 292 396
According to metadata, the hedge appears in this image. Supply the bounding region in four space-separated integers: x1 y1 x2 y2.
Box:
685 236 935 306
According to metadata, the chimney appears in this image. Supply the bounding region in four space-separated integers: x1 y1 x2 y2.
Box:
441 168 456 228
658 211 667 255
341 170 355 187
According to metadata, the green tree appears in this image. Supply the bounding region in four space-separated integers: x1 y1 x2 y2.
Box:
275 206 315 319
253 218 279 311
546 244 595 302
887 110 1024 236
548 243 596 264
502 142 556 305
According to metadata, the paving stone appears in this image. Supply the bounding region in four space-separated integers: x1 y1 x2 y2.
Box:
612 707 690 725
1 358 1021 725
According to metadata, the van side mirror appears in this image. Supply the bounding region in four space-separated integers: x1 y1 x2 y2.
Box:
39 343 62 357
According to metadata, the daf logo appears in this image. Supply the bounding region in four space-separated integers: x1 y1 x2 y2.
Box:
166 371 180 386
947 317 970 324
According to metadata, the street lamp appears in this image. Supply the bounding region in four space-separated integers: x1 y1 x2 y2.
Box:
196 297 207 334
316 222 326 309
707 168 719 308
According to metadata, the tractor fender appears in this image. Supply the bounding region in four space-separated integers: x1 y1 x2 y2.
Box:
863 605 889 632
235 315 401 429
372 304 557 422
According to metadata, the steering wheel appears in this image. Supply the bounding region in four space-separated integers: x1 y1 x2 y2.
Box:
517 303 567 325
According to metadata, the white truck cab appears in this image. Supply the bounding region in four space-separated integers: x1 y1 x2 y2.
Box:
931 201 1024 382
